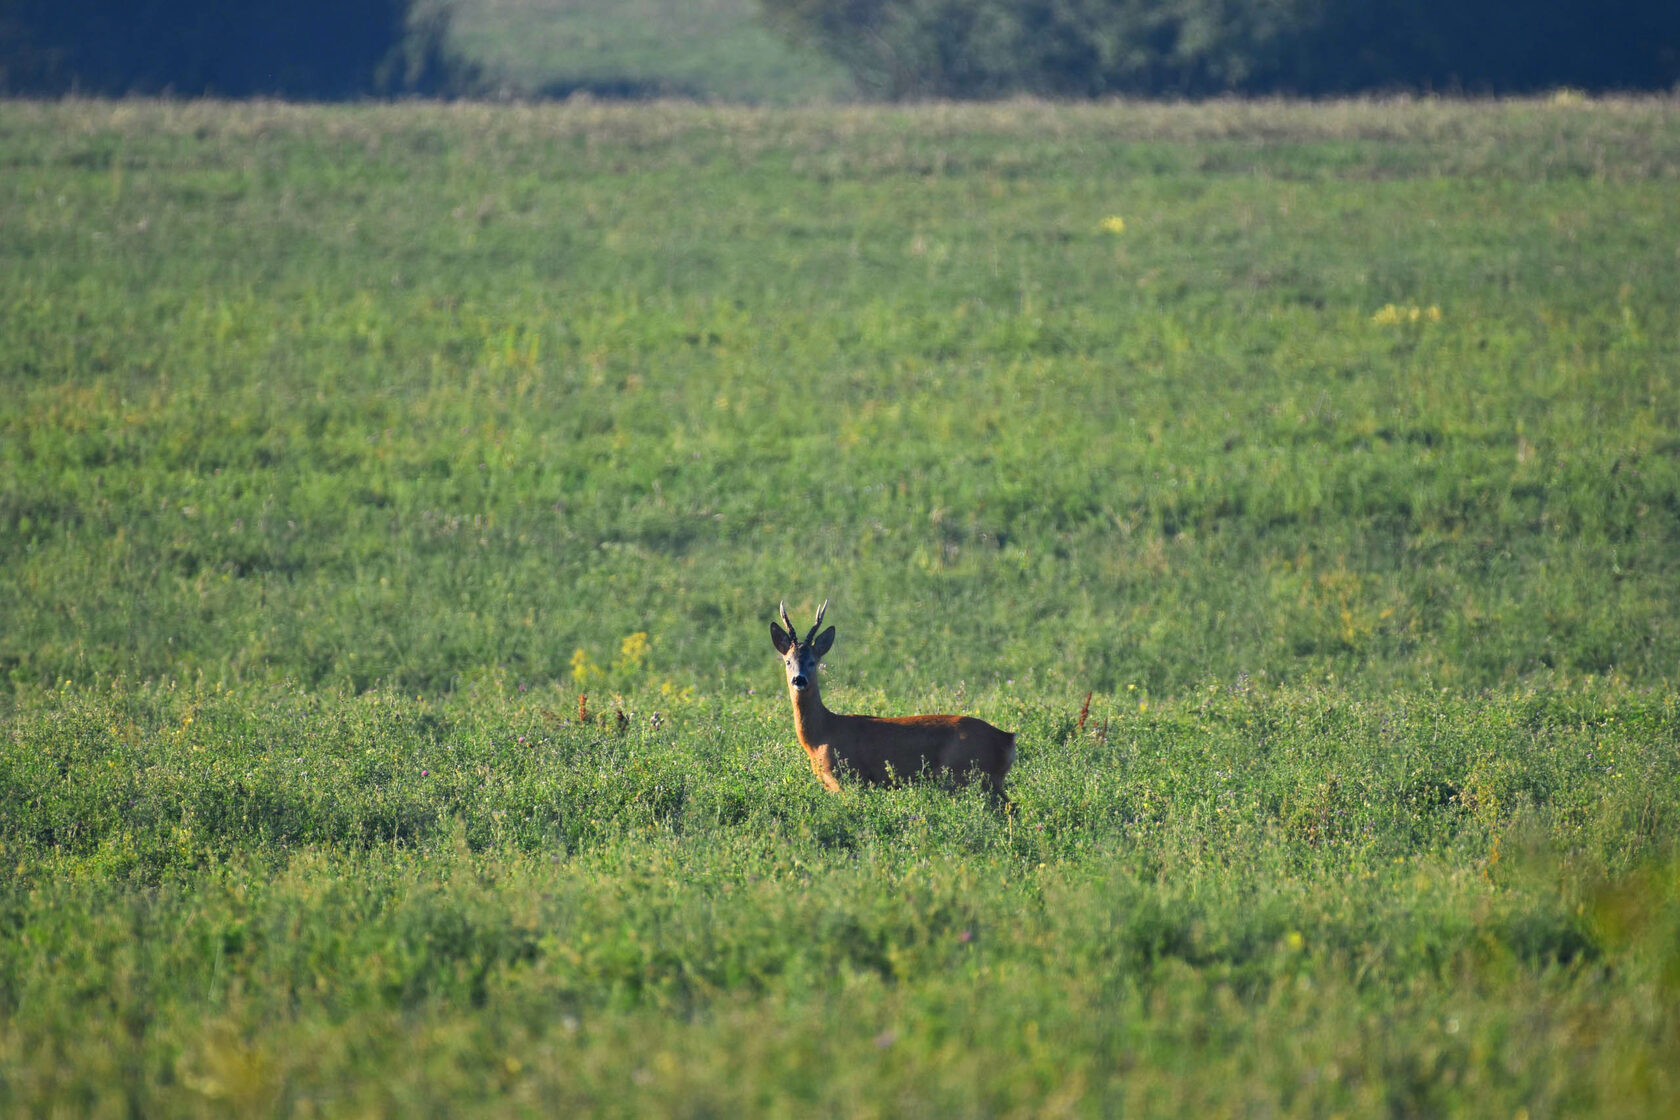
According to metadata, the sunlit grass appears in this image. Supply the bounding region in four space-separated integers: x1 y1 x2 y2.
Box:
4 97 1678 697
446 0 851 101
2 96 1678 1115
2 679 1677 1114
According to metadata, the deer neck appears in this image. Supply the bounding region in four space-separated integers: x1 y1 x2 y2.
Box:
790 682 831 750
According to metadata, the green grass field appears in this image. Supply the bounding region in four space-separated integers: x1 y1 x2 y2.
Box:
2 96 1679 1115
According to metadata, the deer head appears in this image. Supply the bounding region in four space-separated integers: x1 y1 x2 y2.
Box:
770 599 833 693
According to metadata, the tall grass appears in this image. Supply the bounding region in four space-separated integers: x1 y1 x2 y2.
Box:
3 679 1677 1114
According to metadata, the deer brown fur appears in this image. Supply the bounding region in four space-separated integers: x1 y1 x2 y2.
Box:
770 601 1015 802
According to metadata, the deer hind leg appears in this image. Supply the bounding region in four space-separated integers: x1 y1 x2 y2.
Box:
974 734 1014 811
937 748 1002 803
935 765 970 794
941 761 1010 812
985 770 1013 813
935 743 976 792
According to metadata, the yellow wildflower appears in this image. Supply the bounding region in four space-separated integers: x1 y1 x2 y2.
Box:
614 631 651 675
1371 303 1443 326
1099 215 1126 235
570 647 602 686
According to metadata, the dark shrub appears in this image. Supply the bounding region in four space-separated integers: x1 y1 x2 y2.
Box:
758 0 1680 98
0 0 474 97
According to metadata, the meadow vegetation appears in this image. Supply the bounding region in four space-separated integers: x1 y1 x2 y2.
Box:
2 96 1679 1114
447 0 851 101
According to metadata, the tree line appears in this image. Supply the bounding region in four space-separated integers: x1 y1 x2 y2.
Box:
758 0 1680 98
0 0 468 97
1 0 1675 99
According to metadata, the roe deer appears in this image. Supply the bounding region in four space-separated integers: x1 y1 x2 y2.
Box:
770 601 1015 802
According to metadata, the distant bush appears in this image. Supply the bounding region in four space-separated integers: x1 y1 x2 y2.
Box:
758 0 1680 98
0 0 476 97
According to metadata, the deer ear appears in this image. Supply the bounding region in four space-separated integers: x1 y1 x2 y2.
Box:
770 622 793 655
810 626 835 659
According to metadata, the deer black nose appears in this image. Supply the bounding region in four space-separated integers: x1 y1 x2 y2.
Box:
791 674 808 690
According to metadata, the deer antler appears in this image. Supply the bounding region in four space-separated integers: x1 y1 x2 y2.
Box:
780 601 797 640
805 599 828 646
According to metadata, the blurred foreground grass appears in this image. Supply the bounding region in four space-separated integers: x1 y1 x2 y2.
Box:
2 679 1677 1114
